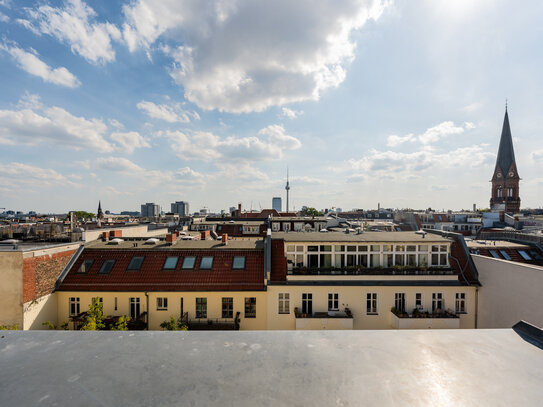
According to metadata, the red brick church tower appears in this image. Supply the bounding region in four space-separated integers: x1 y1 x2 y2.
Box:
490 107 521 214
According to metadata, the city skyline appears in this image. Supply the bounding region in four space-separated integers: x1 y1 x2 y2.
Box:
1 1 543 213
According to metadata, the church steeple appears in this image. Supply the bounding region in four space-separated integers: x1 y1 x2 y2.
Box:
490 106 521 214
97 200 104 220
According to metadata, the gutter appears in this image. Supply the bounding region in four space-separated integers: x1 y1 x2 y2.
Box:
145 291 149 330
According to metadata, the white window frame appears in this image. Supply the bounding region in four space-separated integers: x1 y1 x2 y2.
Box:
455 293 466 313
328 293 339 311
69 297 80 316
432 293 444 312
366 293 378 315
156 297 168 311
394 293 405 313
129 297 141 319
415 293 423 310
278 293 290 314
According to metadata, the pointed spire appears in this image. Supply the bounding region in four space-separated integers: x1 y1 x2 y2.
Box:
97 200 104 219
495 107 516 177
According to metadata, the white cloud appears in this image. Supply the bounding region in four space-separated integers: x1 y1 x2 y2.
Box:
95 157 143 173
0 43 80 87
22 0 121 64
531 150 543 163
109 119 124 129
110 131 151 154
0 11 9 23
281 107 304 119
161 124 301 162
136 100 196 123
386 133 415 147
0 161 80 189
418 121 467 144
0 99 113 151
386 121 475 147
123 0 388 112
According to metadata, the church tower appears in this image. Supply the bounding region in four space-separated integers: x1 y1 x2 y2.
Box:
490 106 521 214
97 200 104 220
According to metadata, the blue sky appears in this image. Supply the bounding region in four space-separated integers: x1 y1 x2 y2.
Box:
0 0 542 214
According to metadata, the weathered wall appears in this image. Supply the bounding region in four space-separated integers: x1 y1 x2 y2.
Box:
23 293 58 330
82 226 167 242
474 254 543 328
0 251 23 327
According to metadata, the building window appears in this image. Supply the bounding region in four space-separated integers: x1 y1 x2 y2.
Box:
432 293 443 312
415 293 423 310
163 256 179 270
328 293 339 311
69 297 80 316
77 259 93 273
431 245 448 266
455 293 466 313
99 259 115 274
181 256 196 269
278 293 290 314
129 298 140 319
222 297 233 318
302 293 312 315
283 223 291 232
199 256 214 269
156 297 168 310
91 297 103 306
489 250 501 259
394 293 405 313
114 297 118 311
497 188 502 198
245 297 256 318
499 250 512 260
518 250 532 261
232 256 246 270
272 223 280 232
127 256 144 271
366 293 377 315
196 298 207 319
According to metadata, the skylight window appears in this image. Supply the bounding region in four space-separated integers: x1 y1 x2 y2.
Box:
200 256 214 269
127 256 144 271
77 259 93 273
181 256 196 269
489 250 501 259
99 260 115 274
499 251 511 260
518 250 532 261
232 256 246 269
163 256 179 270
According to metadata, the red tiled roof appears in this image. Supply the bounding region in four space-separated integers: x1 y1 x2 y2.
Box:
475 247 543 267
58 248 265 292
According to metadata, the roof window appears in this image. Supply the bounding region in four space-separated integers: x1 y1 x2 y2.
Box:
77 259 93 273
127 256 144 271
499 250 511 260
163 256 179 270
200 256 214 269
518 250 532 261
99 260 115 274
489 250 501 259
181 256 196 269
232 256 245 270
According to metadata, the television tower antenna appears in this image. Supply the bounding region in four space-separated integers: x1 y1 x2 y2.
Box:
285 166 290 212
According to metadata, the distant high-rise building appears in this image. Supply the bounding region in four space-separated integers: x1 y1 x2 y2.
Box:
285 168 290 212
229 206 236 215
141 203 160 218
171 201 190 216
272 197 282 212
490 106 521 214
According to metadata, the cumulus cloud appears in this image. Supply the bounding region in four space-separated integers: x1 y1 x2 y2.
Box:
110 131 151 153
122 0 388 112
0 12 9 23
0 104 113 151
95 157 143 173
136 100 198 123
0 42 80 87
386 121 475 147
161 124 301 162
282 107 303 119
21 0 121 64
0 161 80 189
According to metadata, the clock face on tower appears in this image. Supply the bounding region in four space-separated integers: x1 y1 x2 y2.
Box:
509 171 515 177
497 172 502 178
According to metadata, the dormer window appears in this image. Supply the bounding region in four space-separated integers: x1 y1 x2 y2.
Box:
77 259 93 273
99 260 115 274
127 256 144 271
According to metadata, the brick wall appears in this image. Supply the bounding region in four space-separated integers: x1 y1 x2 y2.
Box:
22 249 76 303
270 239 287 282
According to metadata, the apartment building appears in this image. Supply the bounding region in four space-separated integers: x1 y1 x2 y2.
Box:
266 230 479 330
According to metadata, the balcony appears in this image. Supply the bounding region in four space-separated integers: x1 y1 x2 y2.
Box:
294 308 353 330
390 308 460 329
288 266 454 276
186 312 240 331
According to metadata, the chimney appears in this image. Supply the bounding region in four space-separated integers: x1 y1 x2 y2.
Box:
222 233 228 245
166 233 177 243
102 231 108 240
499 211 505 223
201 230 210 240
110 230 122 238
